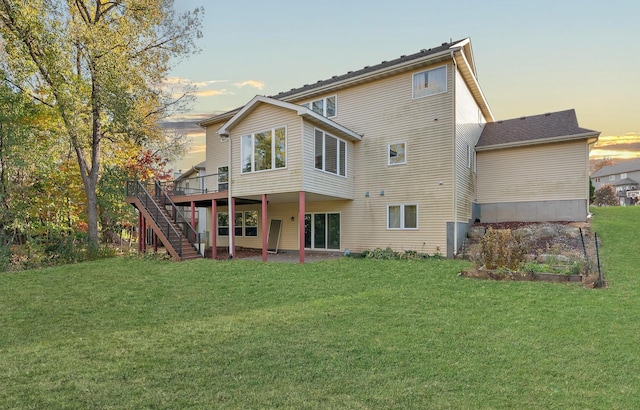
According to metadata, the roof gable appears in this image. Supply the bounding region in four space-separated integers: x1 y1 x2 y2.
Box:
217 95 362 142
476 109 599 151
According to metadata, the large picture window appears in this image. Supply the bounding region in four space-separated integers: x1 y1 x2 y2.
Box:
387 204 418 230
241 127 286 173
302 95 336 118
315 129 346 177
412 66 447 99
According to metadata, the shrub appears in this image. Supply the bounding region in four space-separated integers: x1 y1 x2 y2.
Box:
479 228 527 271
593 184 618 207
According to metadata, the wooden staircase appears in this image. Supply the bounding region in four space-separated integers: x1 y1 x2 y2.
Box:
126 181 203 261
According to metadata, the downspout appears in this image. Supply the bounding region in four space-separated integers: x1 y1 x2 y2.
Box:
451 50 458 256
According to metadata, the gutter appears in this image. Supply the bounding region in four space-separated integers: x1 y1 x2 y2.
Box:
199 48 461 127
475 131 601 152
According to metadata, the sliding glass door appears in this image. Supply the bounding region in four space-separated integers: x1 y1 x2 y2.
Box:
304 213 340 250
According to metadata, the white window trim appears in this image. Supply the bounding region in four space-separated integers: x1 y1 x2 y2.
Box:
621 173 628 179
609 175 616 181
388 141 407 166
241 126 287 174
217 166 228 191
314 128 347 178
244 210 258 237
387 204 419 230
412 65 448 99
305 212 341 250
301 95 337 118
217 212 229 237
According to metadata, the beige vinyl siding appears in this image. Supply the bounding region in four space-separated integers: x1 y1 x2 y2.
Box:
454 68 486 221
301 122 354 199
322 63 455 254
204 120 228 192
477 140 589 204
229 104 303 197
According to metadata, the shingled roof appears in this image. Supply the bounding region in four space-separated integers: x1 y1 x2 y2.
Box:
200 38 471 127
591 158 640 178
272 39 465 100
476 109 599 150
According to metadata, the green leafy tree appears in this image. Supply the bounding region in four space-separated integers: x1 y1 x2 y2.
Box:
0 0 202 245
593 184 619 207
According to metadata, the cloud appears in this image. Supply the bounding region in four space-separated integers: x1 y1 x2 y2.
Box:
194 89 230 97
234 80 265 90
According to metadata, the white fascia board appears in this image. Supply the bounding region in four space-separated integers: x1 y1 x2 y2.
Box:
217 95 362 141
279 50 456 103
455 50 494 122
476 131 601 152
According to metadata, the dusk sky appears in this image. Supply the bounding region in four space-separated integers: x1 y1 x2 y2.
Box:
166 0 640 172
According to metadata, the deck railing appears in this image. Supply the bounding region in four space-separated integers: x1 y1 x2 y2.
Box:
159 172 227 196
126 181 184 257
154 182 203 256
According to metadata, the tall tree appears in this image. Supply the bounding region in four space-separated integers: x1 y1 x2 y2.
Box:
0 0 202 244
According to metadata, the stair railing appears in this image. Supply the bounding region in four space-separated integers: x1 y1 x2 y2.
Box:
154 182 202 256
126 181 184 257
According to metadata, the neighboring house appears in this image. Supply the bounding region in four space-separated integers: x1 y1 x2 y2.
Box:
128 37 599 260
591 159 640 206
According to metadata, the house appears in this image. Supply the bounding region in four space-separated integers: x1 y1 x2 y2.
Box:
126 37 599 261
476 109 599 222
591 159 640 206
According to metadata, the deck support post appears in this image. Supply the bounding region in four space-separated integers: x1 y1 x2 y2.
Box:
299 191 305 264
262 194 268 262
141 216 146 253
229 197 235 259
137 211 142 252
211 200 217 259
190 201 196 247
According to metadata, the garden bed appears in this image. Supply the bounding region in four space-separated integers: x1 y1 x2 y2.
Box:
459 267 583 283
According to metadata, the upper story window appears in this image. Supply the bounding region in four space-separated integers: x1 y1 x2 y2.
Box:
217 166 228 191
315 129 346 177
621 173 628 179
388 142 406 165
302 96 337 118
241 127 287 173
412 65 447 99
609 175 616 181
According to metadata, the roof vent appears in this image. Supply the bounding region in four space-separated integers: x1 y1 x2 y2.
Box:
317 80 322 83
364 66 370 69
420 49 427 53
520 117 526 120
332 75 338 79
381 60 387 64
347 71 353 74
544 112 552 116
400 55 406 58
442 42 448 46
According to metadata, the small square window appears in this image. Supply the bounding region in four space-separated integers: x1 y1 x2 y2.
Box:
389 142 406 165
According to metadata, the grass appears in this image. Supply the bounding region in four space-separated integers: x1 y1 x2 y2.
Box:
1 207 640 409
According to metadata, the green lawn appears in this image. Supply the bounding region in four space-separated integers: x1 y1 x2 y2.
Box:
1 207 640 409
